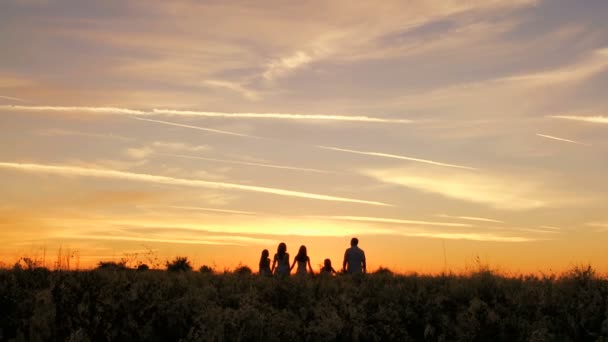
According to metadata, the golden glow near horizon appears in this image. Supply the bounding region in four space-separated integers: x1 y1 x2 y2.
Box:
1 1 607 273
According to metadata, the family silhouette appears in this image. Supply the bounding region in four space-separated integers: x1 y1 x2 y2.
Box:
259 237 366 276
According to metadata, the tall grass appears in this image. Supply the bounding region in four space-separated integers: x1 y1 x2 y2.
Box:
1 265 607 341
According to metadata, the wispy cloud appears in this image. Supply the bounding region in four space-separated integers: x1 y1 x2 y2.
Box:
263 51 315 81
317 215 473 228
152 109 411 123
0 105 145 115
398 232 536 242
548 115 608 124
35 128 133 141
0 95 26 102
166 205 257 215
362 166 563 210
539 225 561 230
151 141 209 152
158 152 330 174
586 222 608 232
536 133 590 146
437 214 504 224
0 162 390 206
132 117 259 138
204 80 261 101
320 146 478 170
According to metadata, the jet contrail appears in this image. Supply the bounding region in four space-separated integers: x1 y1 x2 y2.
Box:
0 105 144 114
319 146 478 170
536 133 590 146
166 205 257 215
549 115 608 124
320 215 473 227
0 104 411 123
152 109 412 123
157 152 330 174
0 95 26 102
437 214 504 223
132 117 259 138
0 162 389 206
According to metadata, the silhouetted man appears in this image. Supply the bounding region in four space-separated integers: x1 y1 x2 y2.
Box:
343 237 366 274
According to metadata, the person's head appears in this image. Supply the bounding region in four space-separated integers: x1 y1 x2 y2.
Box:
261 249 269 259
350 237 359 247
296 245 307 260
277 242 287 255
324 258 332 268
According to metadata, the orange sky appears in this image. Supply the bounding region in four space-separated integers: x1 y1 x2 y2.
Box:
1 0 607 274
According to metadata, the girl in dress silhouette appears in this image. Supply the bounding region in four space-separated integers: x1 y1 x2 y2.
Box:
271 242 290 276
320 258 337 275
259 249 271 276
290 245 313 275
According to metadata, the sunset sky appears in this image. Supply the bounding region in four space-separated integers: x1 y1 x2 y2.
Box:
1 0 607 273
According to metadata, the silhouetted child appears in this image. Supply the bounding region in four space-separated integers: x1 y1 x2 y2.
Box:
271 242 290 276
320 258 336 275
290 245 313 275
259 249 271 276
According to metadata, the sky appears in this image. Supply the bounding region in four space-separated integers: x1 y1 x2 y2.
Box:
1 0 607 274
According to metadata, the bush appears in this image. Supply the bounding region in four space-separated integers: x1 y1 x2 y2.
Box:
199 265 214 274
166 257 192 272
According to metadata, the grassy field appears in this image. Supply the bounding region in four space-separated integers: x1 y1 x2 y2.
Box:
1 265 607 341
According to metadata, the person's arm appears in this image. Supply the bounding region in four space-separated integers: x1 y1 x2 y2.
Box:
290 258 296 271
307 257 313 274
271 255 277 273
362 251 367 274
342 250 348 272
331 267 336 274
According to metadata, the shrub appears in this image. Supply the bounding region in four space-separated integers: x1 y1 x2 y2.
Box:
234 265 253 275
199 265 214 274
166 257 192 272
96 261 128 270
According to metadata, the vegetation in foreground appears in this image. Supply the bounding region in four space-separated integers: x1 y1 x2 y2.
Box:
1 263 608 341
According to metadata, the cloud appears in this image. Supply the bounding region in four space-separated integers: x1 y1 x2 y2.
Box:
397 231 536 242
204 80 261 101
132 117 259 138
0 105 144 115
2 104 411 124
362 166 565 210
165 205 257 215
536 133 590 146
315 215 473 228
437 214 504 224
158 153 330 174
548 115 608 124
34 128 133 141
151 109 411 123
263 51 315 81
0 162 390 206
319 146 478 170
151 141 210 153
125 147 154 159
0 95 26 102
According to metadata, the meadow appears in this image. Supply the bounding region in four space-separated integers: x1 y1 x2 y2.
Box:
1 262 608 341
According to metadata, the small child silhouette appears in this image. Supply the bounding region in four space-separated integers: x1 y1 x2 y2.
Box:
320 258 337 275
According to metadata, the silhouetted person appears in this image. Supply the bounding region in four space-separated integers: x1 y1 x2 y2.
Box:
320 258 336 275
259 249 271 276
343 237 366 274
271 242 290 276
290 245 313 275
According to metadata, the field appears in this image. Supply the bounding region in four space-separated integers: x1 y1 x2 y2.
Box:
2 265 608 341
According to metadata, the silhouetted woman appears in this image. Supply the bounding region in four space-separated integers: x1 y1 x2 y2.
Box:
320 258 336 275
290 245 313 275
259 249 271 276
271 242 290 276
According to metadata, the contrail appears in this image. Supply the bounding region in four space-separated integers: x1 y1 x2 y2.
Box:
132 117 259 138
0 95 26 102
0 104 411 123
0 162 389 206
157 152 330 174
166 205 257 215
536 133 590 146
0 105 144 115
320 215 473 227
319 146 478 170
437 214 504 224
549 115 608 124
152 109 412 123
